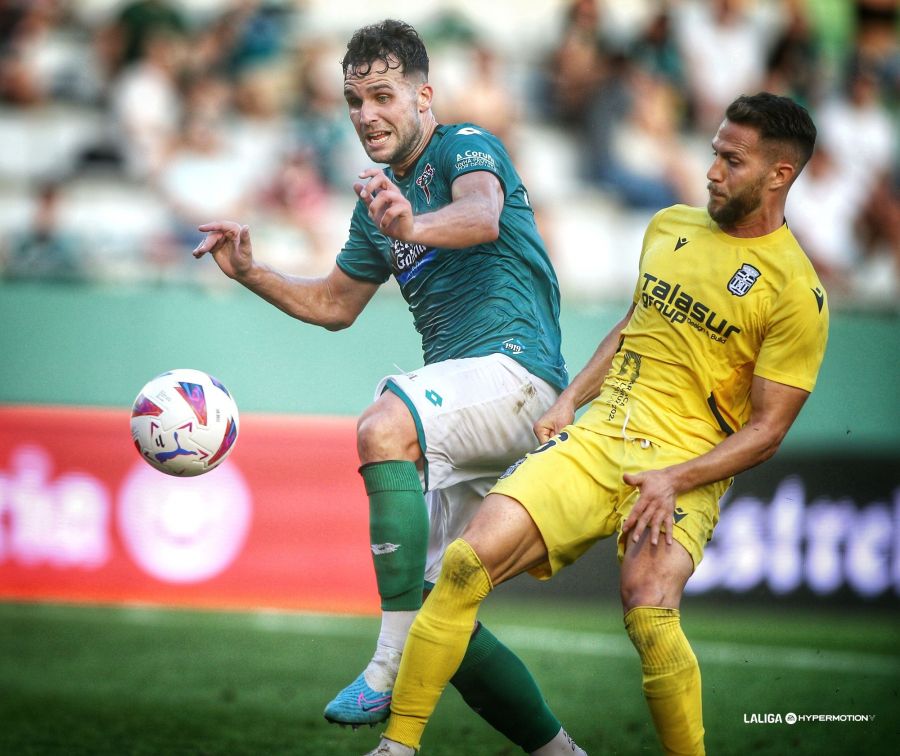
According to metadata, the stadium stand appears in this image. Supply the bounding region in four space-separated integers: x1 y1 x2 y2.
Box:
0 0 897 307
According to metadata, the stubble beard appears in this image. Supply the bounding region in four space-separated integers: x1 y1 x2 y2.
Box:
364 120 424 168
708 175 766 229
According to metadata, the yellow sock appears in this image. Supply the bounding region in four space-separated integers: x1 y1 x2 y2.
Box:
385 539 493 750
624 606 705 756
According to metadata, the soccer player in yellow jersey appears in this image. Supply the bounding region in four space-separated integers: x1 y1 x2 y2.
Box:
364 92 828 756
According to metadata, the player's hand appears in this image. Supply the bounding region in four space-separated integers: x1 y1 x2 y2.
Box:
193 221 254 280
621 468 677 547
354 169 415 241
533 396 576 443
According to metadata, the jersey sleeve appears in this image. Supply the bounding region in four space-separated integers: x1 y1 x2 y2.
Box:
437 125 511 196
335 200 392 284
754 278 829 391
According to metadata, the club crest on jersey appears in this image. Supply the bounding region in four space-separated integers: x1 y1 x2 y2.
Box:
416 163 435 205
727 263 761 297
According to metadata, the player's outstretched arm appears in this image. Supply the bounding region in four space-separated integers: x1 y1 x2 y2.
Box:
193 220 379 330
534 303 636 442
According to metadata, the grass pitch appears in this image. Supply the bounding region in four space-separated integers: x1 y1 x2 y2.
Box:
0 599 896 755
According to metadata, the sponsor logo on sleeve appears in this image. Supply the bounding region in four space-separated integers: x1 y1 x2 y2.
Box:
455 150 497 172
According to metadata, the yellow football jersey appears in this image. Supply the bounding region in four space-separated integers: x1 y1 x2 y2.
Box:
579 205 829 453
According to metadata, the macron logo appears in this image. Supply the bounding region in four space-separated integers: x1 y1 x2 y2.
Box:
372 543 401 556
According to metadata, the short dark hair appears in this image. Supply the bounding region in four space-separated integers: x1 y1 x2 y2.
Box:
342 19 429 80
725 92 817 169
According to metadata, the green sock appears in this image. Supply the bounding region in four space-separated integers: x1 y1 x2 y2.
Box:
360 461 428 612
450 622 561 752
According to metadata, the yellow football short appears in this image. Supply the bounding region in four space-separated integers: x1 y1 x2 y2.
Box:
489 425 729 578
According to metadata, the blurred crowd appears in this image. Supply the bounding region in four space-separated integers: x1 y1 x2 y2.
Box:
0 0 897 307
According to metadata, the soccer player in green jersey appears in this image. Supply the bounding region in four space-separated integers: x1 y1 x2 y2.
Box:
193 18 584 756
365 92 828 756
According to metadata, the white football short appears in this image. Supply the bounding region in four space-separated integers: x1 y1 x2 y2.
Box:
374 353 560 583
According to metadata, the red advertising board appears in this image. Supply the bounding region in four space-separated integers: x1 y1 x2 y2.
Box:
0 405 378 613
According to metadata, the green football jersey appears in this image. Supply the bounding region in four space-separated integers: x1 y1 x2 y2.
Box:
337 123 568 391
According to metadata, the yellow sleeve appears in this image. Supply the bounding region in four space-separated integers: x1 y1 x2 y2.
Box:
755 278 829 391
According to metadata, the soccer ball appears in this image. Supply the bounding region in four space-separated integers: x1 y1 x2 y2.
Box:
130 369 239 477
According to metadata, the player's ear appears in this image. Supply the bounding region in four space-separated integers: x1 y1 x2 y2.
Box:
770 160 796 191
417 82 433 113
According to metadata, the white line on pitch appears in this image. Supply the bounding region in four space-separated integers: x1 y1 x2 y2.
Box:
491 625 900 678
114 606 900 678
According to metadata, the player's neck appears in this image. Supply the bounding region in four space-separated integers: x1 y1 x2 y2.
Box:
719 204 787 239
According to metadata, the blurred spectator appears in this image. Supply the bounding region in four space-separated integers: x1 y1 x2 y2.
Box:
178 0 288 81
816 63 897 242
785 144 867 296
0 0 101 106
763 0 821 106
587 64 701 210
259 146 331 271
629 4 684 90
180 69 232 123
291 39 361 188
541 0 609 130
440 41 520 148
230 62 293 188
109 29 186 179
218 0 287 76
2 180 83 283
672 0 780 132
96 0 188 78
156 111 255 244
0 1 894 308
850 0 900 98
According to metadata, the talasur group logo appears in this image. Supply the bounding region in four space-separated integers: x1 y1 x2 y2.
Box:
118 460 251 583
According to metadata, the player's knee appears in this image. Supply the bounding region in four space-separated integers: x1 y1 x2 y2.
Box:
620 574 670 613
439 539 493 602
620 546 692 612
357 398 419 463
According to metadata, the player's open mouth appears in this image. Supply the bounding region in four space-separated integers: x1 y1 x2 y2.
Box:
366 131 390 145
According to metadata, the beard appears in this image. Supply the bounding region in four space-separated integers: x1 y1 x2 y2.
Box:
364 123 423 167
707 174 766 228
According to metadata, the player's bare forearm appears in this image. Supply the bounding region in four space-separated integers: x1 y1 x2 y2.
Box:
357 169 502 248
409 184 501 248
237 265 338 329
193 222 377 330
240 263 378 331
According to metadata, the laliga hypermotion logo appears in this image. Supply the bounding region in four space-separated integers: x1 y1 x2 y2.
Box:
118 461 251 583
